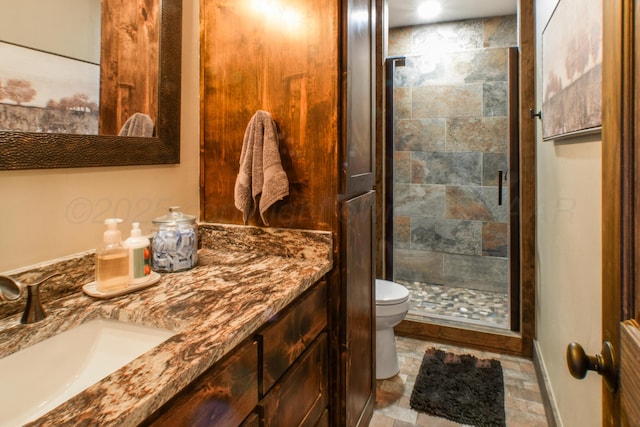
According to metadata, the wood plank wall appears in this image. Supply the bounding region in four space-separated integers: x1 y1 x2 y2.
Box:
100 0 159 135
200 0 339 231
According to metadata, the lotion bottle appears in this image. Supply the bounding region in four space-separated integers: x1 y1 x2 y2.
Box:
96 218 129 292
124 222 151 285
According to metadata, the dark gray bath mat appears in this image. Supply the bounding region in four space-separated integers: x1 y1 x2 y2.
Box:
409 348 506 427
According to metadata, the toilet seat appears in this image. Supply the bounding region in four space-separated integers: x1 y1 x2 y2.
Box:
376 279 409 305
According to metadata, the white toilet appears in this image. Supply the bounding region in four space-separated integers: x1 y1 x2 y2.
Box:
375 279 410 379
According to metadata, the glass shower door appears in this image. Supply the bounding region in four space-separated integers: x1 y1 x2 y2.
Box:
385 17 520 332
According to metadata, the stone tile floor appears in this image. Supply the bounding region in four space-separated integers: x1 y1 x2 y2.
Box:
397 280 510 330
371 335 548 427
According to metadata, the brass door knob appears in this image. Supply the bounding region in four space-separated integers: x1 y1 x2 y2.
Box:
566 341 618 392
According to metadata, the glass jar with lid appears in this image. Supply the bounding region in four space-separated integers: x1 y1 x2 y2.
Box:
151 206 198 272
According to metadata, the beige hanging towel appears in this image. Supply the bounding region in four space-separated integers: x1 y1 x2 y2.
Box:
234 110 289 225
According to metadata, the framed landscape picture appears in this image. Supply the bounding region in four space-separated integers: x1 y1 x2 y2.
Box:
541 0 602 140
0 41 99 134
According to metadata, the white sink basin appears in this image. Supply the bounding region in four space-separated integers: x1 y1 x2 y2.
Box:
0 319 174 426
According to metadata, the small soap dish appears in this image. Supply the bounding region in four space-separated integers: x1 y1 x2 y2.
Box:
83 272 161 299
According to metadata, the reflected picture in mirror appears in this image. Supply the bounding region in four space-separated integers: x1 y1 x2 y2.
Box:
0 0 181 170
0 0 158 137
0 42 100 135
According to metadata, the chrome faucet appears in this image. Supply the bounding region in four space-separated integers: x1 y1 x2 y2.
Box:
0 272 62 324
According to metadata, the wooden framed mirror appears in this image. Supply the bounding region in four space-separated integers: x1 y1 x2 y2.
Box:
0 0 182 170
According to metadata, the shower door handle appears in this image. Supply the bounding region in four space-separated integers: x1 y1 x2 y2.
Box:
498 170 503 205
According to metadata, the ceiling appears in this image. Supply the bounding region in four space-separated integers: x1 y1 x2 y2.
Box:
388 0 517 28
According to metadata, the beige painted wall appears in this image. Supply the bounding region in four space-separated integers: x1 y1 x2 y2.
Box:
0 0 201 273
535 0 603 425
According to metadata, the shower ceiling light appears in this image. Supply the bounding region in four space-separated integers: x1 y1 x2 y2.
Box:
417 1 442 20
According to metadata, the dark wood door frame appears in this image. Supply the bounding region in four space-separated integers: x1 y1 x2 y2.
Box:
602 0 635 424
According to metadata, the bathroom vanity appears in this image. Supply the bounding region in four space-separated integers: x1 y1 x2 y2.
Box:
0 224 332 426
144 280 328 426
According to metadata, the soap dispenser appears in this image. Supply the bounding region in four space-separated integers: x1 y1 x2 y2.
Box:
124 222 151 285
96 218 129 292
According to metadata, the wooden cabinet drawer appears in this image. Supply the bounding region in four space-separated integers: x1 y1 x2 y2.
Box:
260 332 328 427
144 340 258 427
258 281 327 394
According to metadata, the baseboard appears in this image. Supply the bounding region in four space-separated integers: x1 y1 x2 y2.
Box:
533 340 562 427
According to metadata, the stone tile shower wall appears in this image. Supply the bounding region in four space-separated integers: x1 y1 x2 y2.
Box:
390 16 516 293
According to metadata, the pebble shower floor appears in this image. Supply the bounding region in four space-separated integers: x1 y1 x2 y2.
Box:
397 280 510 329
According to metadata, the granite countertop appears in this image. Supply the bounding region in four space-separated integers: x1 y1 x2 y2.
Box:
0 224 333 426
